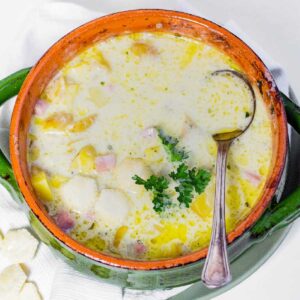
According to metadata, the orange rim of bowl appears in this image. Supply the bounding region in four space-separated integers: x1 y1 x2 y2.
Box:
10 9 288 270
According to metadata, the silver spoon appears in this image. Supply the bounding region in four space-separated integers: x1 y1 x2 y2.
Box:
201 70 256 288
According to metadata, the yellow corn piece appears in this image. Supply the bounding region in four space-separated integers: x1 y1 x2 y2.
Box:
113 226 128 248
49 174 69 188
130 42 157 56
69 114 97 133
71 145 97 174
31 170 53 202
42 112 73 131
191 193 212 220
259 163 268 177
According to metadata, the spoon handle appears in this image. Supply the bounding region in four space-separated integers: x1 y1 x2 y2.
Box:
201 140 232 288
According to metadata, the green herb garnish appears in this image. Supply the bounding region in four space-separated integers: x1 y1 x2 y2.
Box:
132 175 171 212
158 129 188 162
170 163 211 207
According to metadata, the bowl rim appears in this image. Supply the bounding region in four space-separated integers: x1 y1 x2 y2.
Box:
10 9 288 270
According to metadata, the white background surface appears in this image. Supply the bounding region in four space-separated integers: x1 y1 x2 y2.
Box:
0 1 299 299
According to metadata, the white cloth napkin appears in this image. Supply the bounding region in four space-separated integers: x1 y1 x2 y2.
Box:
0 1 291 300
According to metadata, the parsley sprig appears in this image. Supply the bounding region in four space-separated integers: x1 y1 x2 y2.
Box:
170 163 211 207
158 129 188 162
133 129 211 212
132 175 171 212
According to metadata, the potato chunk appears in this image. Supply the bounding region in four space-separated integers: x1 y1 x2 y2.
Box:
0 229 39 264
60 175 98 214
31 170 53 202
69 114 97 133
95 189 130 227
191 194 212 220
0 264 27 299
71 145 97 174
42 112 73 131
114 158 151 194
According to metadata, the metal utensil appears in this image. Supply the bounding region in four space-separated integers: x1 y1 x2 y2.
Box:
201 70 256 288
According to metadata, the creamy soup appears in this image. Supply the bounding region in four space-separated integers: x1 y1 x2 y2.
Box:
27 32 272 260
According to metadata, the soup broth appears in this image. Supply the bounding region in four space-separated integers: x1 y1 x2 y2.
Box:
27 32 272 260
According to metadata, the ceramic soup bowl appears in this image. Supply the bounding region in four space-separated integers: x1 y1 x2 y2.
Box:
1 10 287 289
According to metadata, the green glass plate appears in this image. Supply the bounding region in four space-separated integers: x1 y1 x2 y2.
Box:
170 225 290 300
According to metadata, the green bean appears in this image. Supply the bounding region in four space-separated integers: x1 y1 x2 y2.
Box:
0 68 31 194
281 92 300 135
0 67 31 105
0 150 19 192
251 187 300 237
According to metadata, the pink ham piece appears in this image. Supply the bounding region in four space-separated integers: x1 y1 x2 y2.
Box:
95 154 116 172
55 211 74 232
134 240 147 256
34 99 48 115
243 170 261 186
141 127 157 138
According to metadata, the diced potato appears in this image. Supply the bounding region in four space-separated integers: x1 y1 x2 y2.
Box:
88 87 109 108
180 127 215 169
31 170 53 202
91 47 111 70
0 264 27 299
42 112 73 131
69 114 97 133
113 226 128 248
153 242 183 259
0 229 39 264
95 189 130 227
191 194 212 220
71 145 97 174
114 158 151 194
130 42 158 56
151 223 187 245
60 175 97 214
19 282 42 300
49 174 69 188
